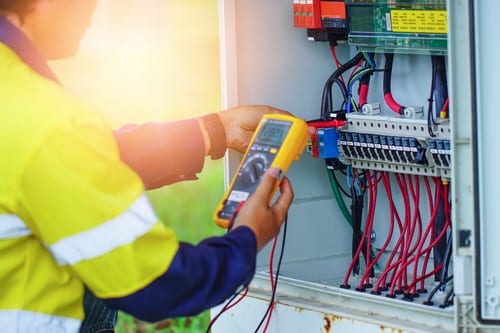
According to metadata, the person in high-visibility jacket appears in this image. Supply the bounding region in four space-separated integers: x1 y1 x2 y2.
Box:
0 1 295 332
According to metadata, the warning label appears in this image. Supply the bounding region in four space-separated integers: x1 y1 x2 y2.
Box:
390 10 447 34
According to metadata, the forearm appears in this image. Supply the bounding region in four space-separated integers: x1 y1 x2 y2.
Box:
103 226 257 322
113 119 206 189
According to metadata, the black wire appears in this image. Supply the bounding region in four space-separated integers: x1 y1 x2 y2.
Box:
439 234 453 287
253 215 288 333
205 285 248 333
351 188 365 276
427 55 437 137
320 52 365 119
440 286 454 308
383 53 405 115
433 55 448 118
321 76 348 119
424 275 453 305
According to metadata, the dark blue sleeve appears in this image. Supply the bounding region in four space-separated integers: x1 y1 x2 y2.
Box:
103 226 257 322
113 119 206 189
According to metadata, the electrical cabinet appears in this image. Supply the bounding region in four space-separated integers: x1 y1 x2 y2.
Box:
212 0 497 332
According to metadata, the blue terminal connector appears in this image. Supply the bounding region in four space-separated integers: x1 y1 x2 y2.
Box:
318 128 340 159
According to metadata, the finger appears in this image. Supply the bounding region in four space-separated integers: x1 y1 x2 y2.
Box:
271 177 294 220
252 167 281 203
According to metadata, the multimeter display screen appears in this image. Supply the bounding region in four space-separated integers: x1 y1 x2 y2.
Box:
256 120 292 145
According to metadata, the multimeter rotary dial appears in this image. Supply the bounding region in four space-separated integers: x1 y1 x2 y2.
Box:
239 152 270 186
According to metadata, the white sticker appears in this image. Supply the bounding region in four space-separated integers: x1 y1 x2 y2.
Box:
228 190 250 202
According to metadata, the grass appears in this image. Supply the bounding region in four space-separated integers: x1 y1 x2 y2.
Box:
116 160 225 333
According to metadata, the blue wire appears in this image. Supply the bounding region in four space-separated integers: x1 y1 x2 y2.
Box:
346 166 352 189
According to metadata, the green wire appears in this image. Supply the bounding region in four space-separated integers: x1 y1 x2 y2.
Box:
326 163 352 224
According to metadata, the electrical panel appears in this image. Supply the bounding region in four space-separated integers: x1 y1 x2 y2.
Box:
215 0 493 331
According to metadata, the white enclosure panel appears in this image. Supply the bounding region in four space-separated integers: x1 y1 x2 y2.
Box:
474 0 500 323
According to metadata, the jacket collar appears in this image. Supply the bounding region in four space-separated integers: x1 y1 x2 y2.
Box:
0 16 59 83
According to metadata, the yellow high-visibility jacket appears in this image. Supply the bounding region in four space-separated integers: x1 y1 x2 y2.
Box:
0 40 181 330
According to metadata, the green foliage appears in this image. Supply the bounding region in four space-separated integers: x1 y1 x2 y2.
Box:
116 160 224 333
147 160 225 243
116 311 211 333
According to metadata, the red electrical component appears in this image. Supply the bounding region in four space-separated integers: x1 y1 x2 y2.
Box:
293 0 304 28
307 119 346 129
320 0 347 29
294 0 323 29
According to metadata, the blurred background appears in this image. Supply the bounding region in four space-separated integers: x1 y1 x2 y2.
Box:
51 1 223 332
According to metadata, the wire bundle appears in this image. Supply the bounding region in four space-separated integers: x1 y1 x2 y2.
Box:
324 45 453 306
337 171 453 305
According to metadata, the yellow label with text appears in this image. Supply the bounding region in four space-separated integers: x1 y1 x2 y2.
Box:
390 10 447 34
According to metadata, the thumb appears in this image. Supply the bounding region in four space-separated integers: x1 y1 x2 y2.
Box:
252 167 281 202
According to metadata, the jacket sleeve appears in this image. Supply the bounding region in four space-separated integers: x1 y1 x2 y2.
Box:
113 119 206 189
103 226 257 322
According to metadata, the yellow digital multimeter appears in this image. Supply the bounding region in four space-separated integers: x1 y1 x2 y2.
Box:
214 114 309 228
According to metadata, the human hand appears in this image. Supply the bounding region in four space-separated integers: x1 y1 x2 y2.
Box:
218 105 292 153
231 167 294 251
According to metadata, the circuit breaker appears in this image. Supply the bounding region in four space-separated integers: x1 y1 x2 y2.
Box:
213 0 494 331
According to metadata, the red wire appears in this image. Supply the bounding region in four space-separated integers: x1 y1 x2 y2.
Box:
269 236 278 290
359 83 369 107
424 177 434 212
384 93 403 114
392 180 449 295
360 173 395 290
406 263 443 293
388 173 411 294
262 235 279 333
262 302 273 333
329 44 342 68
373 174 404 292
223 287 249 311
441 97 450 116
406 175 423 295
329 44 345 85
342 183 374 286
410 190 438 294
390 175 450 296
358 171 377 288
207 287 250 329
363 171 375 286
419 178 441 290
406 176 435 294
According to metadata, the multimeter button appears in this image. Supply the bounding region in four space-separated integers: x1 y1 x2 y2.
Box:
269 148 278 154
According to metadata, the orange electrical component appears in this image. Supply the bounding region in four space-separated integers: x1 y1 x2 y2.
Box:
306 0 323 29
294 0 323 29
320 1 347 28
293 1 304 28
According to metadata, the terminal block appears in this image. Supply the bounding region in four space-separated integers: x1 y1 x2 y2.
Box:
337 113 450 178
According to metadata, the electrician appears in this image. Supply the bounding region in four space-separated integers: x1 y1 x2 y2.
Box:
0 1 294 332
